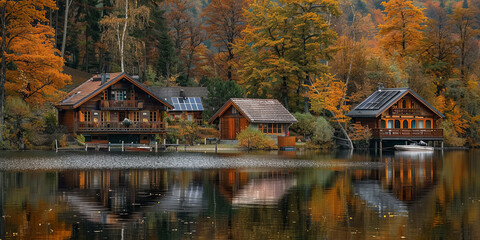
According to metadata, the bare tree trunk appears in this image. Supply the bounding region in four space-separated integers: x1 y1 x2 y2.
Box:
61 0 73 58
120 0 128 72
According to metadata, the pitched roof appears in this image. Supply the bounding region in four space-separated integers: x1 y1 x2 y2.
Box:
209 98 297 124
148 87 208 99
347 88 444 118
56 72 173 109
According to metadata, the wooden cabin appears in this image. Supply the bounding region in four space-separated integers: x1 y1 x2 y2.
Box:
208 98 297 140
55 73 172 144
347 87 444 144
149 87 207 124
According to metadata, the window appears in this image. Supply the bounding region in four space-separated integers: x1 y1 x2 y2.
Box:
411 120 416 129
112 90 127 101
187 114 193 121
388 120 393 129
231 107 238 115
101 112 110 122
381 120 386 128
258 123 283 134
102 90 108 100
403 120 408 129
150 111 157 122
418 120 424 129
81 111 91 122
395 120 401 128
426 120 432 129
131 111 140 122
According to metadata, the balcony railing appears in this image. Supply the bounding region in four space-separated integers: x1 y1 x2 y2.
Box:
390 108 420 115
100 100 144 110
76 121 165 132
372 128 443 138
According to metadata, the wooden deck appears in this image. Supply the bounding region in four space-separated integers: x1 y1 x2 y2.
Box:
76 121 165 133
372 128 443 140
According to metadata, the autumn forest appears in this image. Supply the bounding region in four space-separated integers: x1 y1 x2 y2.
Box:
1 0 480 148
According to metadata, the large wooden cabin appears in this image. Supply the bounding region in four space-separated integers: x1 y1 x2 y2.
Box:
347 87 444 145
56 73 173 144
208 98 297 140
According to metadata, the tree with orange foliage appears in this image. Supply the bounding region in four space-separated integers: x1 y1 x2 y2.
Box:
0 0 64 142
378 0 426 58
5 25 71 105
202 0 248 81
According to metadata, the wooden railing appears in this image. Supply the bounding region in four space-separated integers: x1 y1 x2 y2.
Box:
372 128 443 138
391 108 420 115
100 100 144 110
77 121 165 132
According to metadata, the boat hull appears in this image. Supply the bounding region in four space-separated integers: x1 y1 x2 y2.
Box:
394 145 434 151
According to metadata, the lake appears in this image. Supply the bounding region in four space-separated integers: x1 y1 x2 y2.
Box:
0 149 479 239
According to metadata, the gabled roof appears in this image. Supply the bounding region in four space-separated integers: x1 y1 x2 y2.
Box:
148 87 208 99
208 98 297 124
56 72 173 109
346 88 444 118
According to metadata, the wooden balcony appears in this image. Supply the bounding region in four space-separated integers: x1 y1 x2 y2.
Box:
390 108 420 115
100 100 144 110
372 128 443 140
76 121 165 133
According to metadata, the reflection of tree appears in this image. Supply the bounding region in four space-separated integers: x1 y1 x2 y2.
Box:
3 173 72 239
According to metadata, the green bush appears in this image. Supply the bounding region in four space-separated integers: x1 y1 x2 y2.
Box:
311 116 334 147
237 127 276 150
290 113 316 140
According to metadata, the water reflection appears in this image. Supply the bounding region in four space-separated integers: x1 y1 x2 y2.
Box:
0 150 479 239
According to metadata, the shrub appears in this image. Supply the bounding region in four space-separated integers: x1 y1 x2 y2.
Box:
290 113 316 140
311 116 334 147
349 123 372 148
237 127 276 150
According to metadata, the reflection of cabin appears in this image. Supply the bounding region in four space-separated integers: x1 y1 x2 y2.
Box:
347 88 444 146
208 98 297 140
56 73 172 144
149 87 208 124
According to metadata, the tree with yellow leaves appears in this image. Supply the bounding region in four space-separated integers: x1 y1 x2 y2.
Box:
378 0 426 58
234 0 340 112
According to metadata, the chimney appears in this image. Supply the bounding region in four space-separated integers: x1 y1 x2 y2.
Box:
180 89 186 99
378 83 384 91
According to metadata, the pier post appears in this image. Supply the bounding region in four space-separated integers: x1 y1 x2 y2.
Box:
155 142 158 153
176 139 179 145
122 141 124 152
441 141 444 149
374 141 377 155
108 142 111 152
55 139 58 153
380 140 383 151
215 139 218 153
85 143 88 151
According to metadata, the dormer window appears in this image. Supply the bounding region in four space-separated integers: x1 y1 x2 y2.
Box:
232 107 238 115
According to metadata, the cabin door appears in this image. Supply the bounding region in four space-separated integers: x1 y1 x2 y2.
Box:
221 118 235 140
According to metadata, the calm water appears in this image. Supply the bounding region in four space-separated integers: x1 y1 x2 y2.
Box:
0 150 479 239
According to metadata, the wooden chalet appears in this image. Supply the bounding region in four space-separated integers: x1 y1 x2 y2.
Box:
149 87 207 124
56 73 173 144
208 98 297 140
347 87 444 146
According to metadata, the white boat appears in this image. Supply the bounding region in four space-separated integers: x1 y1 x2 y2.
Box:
394 144 434 151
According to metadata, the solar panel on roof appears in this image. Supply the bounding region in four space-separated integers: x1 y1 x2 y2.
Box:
171 97 204 111
355 91 401 110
